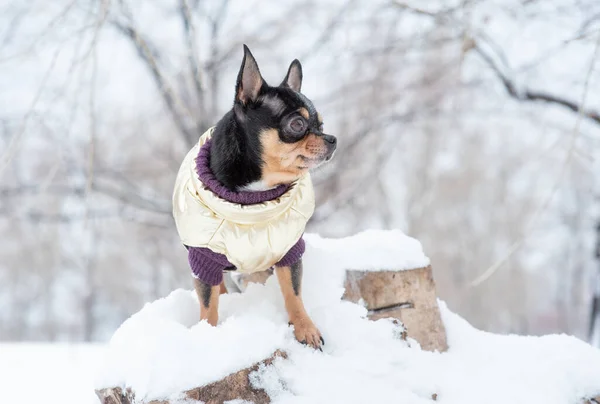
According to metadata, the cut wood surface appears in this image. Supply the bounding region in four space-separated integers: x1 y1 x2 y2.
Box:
343 266 448 352
234 265 448 352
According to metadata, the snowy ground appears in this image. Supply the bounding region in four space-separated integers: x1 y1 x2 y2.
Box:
93 230 600 404
0 343 106 404
2 231 598 404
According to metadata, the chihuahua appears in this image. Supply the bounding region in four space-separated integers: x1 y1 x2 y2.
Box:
172 45 336 350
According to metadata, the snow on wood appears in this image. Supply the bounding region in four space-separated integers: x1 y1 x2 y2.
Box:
304 230 430 272
95 387 134 404
344 266 448 352
96 350 287 404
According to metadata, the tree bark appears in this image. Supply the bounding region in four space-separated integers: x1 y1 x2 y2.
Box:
343 266 448 352
95 350 287 404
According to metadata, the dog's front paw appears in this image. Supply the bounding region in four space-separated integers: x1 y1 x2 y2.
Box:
289 317 324 350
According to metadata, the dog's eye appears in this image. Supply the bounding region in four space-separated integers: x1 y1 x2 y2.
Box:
289 118 307 134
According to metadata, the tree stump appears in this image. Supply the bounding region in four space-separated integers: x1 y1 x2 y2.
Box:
96 387 135 404
343 265 448 352
95 350 287 404
228 266 448 352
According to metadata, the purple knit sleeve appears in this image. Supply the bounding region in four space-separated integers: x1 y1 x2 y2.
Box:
275 237 306 267
188 247 232 286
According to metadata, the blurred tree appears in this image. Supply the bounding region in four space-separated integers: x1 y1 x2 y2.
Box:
590 222 600 346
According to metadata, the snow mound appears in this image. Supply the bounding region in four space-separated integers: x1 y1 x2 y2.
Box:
304 229 430 271
95 230 600 404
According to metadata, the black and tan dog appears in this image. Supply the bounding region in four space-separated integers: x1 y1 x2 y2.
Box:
173 45 336 350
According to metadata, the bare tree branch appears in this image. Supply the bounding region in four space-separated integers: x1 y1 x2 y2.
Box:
91 180 171 214
473 39 600 125
1 5 29 49
580 13 600 36
0 47 62 179
391 1 462 19
110 15 198 147
300 0 357 61
0 184 81 198
0 0 78 62
85 0 110 226
23 208 170 227
206 0 230 119
179 0 206 118
312 111 417 222
0 181 171 214
393 1 600 126
27 210 120 223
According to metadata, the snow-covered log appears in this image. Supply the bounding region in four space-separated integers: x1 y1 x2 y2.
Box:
95 387 134 404
343 265 448 352
96 350 287 404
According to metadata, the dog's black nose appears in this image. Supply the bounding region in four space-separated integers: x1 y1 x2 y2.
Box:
323 134 337 145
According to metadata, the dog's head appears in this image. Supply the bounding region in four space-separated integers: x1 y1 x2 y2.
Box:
231 45 337 189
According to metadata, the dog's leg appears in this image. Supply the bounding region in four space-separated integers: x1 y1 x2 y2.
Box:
275 261 323 349
193 278 220 326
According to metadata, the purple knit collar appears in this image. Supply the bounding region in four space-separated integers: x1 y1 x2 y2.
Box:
195 139 289 205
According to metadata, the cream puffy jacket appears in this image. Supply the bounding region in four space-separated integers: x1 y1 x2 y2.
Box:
172 128 315 273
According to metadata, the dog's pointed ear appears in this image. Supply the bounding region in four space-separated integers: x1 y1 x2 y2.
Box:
235 45 265 104
280 59 303 92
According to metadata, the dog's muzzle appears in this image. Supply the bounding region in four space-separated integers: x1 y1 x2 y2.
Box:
322 134 337 160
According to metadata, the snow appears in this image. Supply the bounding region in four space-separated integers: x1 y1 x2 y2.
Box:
304 229 430 271
93 229 600 404
0 343 106 404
